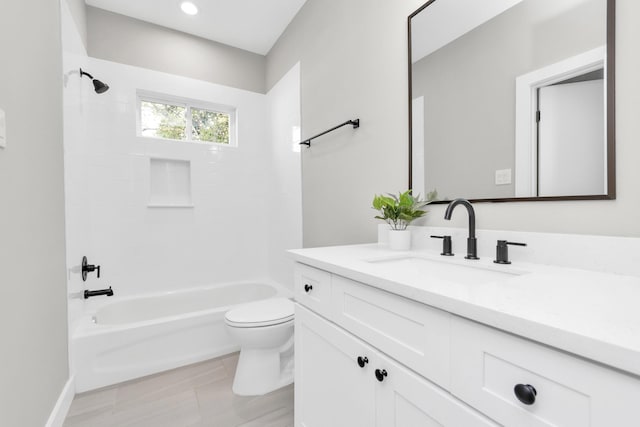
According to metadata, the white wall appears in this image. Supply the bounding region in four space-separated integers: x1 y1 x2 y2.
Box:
63 61 302 337
65 58 270 323
61 0 91 365
266 63 303 288
0 1 69 426
65 0 87 49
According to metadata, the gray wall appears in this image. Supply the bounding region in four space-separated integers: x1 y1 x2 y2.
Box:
0 0 69 426
267 0 426 247
87 7 266 93
267 0 640 245
66 0 87 50
412 0 605 200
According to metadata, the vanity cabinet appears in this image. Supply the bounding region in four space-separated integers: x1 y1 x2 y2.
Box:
294 262 640 427
295 304 375 427
450 316 640 427
295 304 497 427
294 262 332 318
331 274 450 389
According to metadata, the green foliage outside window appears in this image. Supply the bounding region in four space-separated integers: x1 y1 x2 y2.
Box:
141 101 186 140
192 108 230 144
140 99 232 144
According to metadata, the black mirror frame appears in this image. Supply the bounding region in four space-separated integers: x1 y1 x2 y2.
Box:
407 0 616 203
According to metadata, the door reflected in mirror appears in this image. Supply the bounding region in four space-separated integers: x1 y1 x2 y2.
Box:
408 0 615 202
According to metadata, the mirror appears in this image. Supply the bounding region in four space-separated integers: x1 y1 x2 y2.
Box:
408 0 615 202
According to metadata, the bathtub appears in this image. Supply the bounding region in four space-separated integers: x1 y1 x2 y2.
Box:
72 281 291 392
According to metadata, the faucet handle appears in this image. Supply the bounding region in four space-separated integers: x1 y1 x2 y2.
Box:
81 256 101 281
494 240 527 264
430 235 454 256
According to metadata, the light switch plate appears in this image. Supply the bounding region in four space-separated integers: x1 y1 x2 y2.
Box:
495 168 512 185
0 109 6 149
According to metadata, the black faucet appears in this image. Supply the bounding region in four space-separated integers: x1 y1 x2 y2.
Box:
430 235 454 256
84 286 114 299
494 240 527 264
444 198 479 260
81 256 101 281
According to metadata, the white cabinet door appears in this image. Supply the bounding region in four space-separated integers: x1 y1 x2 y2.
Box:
331 275 451 389
295 305 376 427
376 351 498 427
296 304 495 427
294 263 333 318
450 316 640 427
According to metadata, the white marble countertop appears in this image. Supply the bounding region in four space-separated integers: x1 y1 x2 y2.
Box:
289 243 640 377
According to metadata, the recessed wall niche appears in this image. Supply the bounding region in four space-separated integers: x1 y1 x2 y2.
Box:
148 158 193 207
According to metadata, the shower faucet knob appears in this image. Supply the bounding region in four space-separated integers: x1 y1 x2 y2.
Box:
81 256 101 281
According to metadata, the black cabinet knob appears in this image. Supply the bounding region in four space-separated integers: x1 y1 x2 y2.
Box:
357 356 369 368
514 384 537 405
375 369 388 382
304 284 313 293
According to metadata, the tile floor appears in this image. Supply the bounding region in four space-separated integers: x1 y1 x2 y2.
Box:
63 353 294 427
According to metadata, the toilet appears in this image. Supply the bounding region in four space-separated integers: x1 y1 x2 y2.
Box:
224 297 295 396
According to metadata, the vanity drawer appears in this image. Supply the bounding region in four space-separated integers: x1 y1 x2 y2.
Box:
450 316 640 427
294 263 332 317
331 275 451 388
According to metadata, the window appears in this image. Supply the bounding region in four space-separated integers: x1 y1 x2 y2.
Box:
138 91 236 145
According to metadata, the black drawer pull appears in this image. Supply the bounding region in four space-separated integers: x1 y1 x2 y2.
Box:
304 284 313 293
357 356 369 368
375 369 388 382
514 384 537 405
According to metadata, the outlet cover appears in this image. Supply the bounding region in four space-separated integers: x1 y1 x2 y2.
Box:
495 168 512 185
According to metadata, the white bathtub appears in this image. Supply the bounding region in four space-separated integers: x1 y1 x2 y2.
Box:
72 282 290 392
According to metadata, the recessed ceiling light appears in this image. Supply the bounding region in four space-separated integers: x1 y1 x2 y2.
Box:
180 1 198 15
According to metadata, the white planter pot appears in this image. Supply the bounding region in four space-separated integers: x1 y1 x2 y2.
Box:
388 229 411 251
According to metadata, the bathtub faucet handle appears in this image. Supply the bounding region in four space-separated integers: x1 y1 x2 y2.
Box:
82 256 101 281
91 265 101 278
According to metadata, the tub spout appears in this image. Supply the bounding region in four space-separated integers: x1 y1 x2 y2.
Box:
84 286 114 299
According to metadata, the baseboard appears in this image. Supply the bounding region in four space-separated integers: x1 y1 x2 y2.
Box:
45 375 75 427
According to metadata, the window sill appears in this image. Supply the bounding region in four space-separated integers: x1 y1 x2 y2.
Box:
147 204 194 208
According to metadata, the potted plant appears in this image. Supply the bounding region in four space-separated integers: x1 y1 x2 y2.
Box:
372 190 434 250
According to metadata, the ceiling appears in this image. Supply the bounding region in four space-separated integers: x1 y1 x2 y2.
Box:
85 0 308 55
411 0 523 62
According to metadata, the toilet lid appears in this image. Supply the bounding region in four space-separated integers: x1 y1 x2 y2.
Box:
225 297 294 328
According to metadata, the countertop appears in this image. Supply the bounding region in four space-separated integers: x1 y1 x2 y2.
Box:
289 244 640 377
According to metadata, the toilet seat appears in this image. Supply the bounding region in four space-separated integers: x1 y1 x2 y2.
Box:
225 297 294 328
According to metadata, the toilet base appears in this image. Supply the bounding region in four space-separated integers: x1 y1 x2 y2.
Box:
232 340 294 396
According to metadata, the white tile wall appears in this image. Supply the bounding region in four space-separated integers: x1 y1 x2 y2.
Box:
148 158 192 207
266 63 303 290
62 49 302 333
61 0 92 373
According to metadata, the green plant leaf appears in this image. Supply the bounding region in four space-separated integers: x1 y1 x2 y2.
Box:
372 189 430 228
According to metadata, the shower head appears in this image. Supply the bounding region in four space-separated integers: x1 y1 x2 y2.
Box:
92 79 109 94
80 68 110 94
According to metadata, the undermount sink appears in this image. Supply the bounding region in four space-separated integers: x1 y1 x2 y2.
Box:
366 255 524 285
